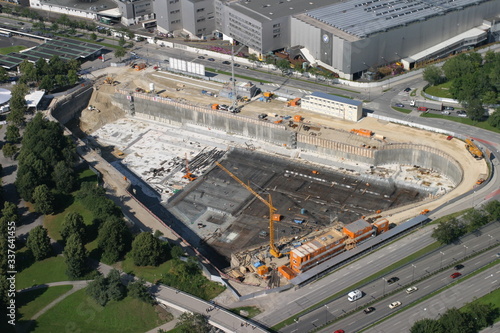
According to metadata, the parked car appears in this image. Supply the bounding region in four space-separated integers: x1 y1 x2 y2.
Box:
444 106 455 110
207 58 215 61
364 307 375 314
234 63 241 67
404 87 411 92
219 104 229 111
198 56 205 59
389 301 402 309
406 286 418 294
333 330 345 333
387 277 399 285
458 113 467 118
395 103 404 107
454 264 464 270
222 61 231 65
450 272 462 279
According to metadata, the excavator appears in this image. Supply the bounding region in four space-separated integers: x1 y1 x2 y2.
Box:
182 153 197 181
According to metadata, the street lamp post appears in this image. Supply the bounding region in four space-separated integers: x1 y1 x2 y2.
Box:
412 264 416 282
440 251 445 269
488 234 493 247
463 245 469 258
324 304 329 324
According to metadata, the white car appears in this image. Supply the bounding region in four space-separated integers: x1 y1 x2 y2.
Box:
406 286 418 294
389 301 402 309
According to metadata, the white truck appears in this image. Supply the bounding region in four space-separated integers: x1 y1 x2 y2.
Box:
410 100 443 111
347 289 363 302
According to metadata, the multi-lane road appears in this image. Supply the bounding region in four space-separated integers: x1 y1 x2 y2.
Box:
281 223 500 333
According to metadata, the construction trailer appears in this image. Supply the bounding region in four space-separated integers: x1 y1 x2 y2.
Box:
278 218 389 279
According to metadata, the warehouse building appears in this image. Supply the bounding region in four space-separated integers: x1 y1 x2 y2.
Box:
301 92 363 122
213 0 500 79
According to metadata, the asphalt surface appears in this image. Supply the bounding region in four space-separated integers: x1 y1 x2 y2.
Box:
308 224 500 333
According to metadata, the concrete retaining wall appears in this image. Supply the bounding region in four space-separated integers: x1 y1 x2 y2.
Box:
51 84 94 125
113 90 463 185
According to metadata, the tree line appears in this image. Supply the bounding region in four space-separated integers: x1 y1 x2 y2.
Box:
423 51 500 122
431 200 500 244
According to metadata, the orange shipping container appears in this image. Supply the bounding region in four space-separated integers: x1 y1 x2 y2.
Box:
211 104 219 109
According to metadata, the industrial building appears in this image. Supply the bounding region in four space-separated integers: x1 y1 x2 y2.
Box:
301 92 363 122
214 0 500 79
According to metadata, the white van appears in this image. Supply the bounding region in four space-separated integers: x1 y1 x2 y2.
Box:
347 289 363 302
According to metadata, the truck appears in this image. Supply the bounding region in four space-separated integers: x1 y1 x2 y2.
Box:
410 100 443 111
347 289 363 302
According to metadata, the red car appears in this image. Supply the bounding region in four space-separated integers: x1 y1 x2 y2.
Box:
450 272 462 279
334 330 345 333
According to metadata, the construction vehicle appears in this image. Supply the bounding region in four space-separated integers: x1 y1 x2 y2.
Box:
287 98 301 107
476 178 485 185
293 115 302 122
182 153 197 181
350 129 373 137
134 63 147 71
465 138 483 159
263 92 273 98
215 161 282 258
420 209 430 215
410 99 443 111
211 103 219 110
104 76 115 85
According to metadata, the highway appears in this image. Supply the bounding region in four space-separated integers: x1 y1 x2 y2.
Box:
281 222 500 333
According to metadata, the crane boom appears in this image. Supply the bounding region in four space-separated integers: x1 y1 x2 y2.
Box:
215 161 281 258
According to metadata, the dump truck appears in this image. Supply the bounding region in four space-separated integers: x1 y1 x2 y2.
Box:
211 103 219 110
465 138 483 159
410 100 443 111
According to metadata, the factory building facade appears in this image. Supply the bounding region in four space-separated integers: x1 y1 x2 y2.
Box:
213 0 500 79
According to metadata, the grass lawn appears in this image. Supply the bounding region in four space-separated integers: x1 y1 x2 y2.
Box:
120 256 225 300
392 106 412 114
229 306 262 318
425 81 454 98
16 255 72 290
468 288 500 322
0 45 27 55
421 113 500 134
43 168 98 241
17 285 73 320
32 288 167 333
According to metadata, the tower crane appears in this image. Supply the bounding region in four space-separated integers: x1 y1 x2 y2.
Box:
215 161 282 258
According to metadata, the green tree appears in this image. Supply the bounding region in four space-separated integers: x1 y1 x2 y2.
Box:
0 67 7 82
86 274 108 306
106 269 125 302
423 65 444 86
61 212 86 241
171 245 184 259
443 53 482 81
431 218 465 244
438 307 475 333
52 161 76 194
2 143 18 159
483 200 500 220
410 318 444 333
175 312 210 333
50 22 59 32
463 99 485 121
39 75 55 91
463 209 488 232
32 184 54 215
127 279 153 304
5 125 20 143
488 108 500 128
276 58 291 74
464 302 496 330
56 15 71 28
118 36 126 47
114 47 126 61
64 234 88 279
2 202 19 223
26 226 52 261
130 232 165 266
67 70 79 85
97 216 131 264
7 82 28 127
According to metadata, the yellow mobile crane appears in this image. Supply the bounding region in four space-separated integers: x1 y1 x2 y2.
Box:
215 161 282 258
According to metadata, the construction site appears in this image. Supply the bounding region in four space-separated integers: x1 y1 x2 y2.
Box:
74 64 488 287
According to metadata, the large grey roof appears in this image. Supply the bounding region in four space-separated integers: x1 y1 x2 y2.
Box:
309 91 363 106
306 0 491 38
